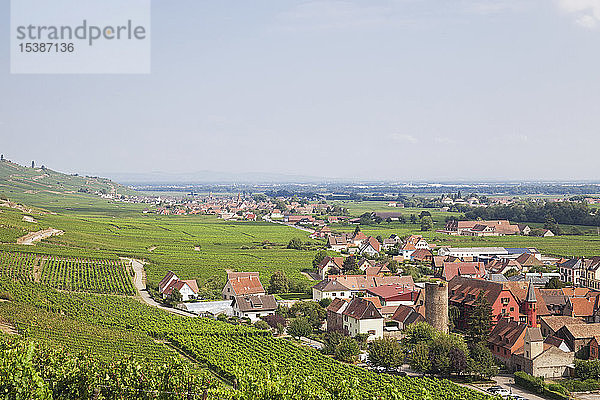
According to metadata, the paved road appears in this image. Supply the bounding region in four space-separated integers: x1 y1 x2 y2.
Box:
401 366 544 400
262 216 316 233
572 392 600 400
126 258 196 317
474 375 546 400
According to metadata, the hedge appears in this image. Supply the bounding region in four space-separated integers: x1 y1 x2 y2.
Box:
513 371 569 400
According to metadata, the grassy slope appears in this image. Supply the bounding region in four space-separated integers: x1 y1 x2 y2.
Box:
0 159 138 206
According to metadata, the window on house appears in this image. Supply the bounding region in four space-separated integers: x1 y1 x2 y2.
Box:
510 307 514 312
332 293 337 297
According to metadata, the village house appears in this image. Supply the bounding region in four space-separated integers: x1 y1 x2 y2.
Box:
517 224 532 235
539 315 585 337
443 220 520 236
382 234 402 250
358 236 380 257
341 297 384 340
581 257 600 290
559 258 585 286
563 297 596 323
538 290 569 316
411 249 433 263
222 271 266 300
310 225 332 239
389 304 425 331
448 277 547 329
486 259 521 276
440 261 485 281
365 285 419 307
438 247 509 260
316 256 344 280
556 323 600 359
514 253 544 271
158 271 199 302
326 298 348 333
231 294 277 322
487 319 528 363
511 327 574 378
312 275 414 301
328 235 352 252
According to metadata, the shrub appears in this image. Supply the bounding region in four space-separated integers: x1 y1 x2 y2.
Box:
254 320 270 330
514 371 545 393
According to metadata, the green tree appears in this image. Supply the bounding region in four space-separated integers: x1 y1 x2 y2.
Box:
403 322 437 346
254 320 270 330
387 259 399 273
287 238 303 250
448 305 460 331
420 216 434 231
322 331 345 355
287 317 312 339
319 298 332 308
334 337 360 363
367 338 403 370
545 277 566 289
467 291 493 344
268 271 290 294
468 342 499 379
342 256 357 273
504 268 519 278
312 250 328 268
170 288 183 304
409 342 431 374
289 301 326 329
419 211 431 219
428 333 468 376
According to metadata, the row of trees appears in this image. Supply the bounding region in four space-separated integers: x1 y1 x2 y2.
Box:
405 322 498 380
465 200 600 227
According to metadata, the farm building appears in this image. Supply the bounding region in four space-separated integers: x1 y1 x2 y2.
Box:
158 271 199 302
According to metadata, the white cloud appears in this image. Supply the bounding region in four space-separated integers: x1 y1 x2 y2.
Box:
558 0 600 29
390 133 418 144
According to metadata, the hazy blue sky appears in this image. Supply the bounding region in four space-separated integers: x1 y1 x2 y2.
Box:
1 1 600 182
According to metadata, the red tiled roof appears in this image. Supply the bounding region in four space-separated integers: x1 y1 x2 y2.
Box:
227 271 265 295
488 319 527 348
568 297 595 317
342 297 383 320
442 262 483 281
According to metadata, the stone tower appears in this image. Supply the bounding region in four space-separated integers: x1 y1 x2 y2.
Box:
425 281 449 333
524 327 543 359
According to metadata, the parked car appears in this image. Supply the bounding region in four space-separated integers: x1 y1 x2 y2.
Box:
486 386 503 393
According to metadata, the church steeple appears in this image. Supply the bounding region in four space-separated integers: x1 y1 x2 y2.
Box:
524 282 537 327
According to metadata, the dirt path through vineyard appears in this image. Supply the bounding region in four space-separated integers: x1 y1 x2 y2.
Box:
126 258 196 318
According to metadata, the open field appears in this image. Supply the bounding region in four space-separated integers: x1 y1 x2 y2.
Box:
0 201 317 292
